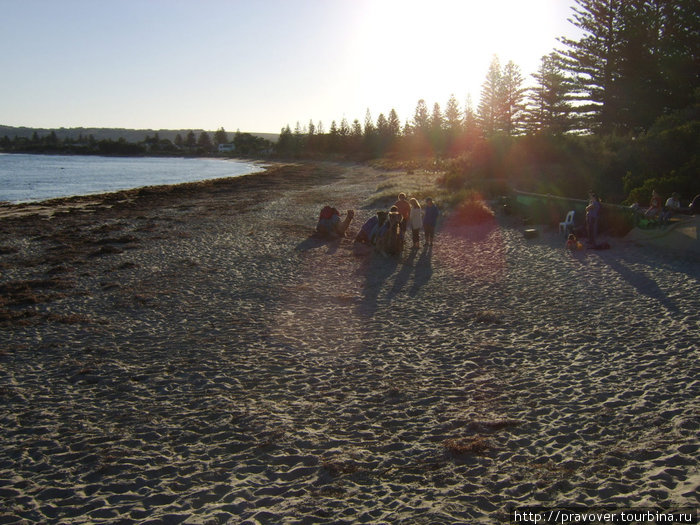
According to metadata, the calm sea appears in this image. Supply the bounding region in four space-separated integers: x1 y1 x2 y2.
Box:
0 153 266 203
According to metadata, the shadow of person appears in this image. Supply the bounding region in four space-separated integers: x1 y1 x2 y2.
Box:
295 234 327 252
295 232 345 253
356 252 400 318
386 246 419 300
409 244 433 297
602 252 678 312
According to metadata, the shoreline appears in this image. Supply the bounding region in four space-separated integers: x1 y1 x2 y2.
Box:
1 161 698 523
0 153 270 207
0 159 281 219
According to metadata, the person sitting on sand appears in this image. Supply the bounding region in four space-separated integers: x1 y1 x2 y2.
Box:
355 211 387 245
660 192 681 222
408 198 423 249
316 207 354 238
566 233 583 251
354 214 377 244
645 190 662 219
423 197 439 247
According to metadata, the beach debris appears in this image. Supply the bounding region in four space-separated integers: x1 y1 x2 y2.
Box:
444 436 491 456
474 309 505 324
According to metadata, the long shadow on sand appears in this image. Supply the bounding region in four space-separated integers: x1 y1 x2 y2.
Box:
295 235 343 255
356 252 400 317
387 247 420 300
409 245 433 297
601 253 678 312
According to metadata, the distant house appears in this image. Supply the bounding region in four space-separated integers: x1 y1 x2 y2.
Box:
218 143 235 153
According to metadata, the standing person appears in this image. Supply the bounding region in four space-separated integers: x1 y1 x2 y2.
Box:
408 198 423 249
394 193 411 239
585 192 601 247
423 197 439 247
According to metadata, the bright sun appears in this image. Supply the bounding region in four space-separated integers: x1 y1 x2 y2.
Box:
348 0 566 120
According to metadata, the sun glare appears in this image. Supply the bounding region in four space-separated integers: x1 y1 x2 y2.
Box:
350 0 565 120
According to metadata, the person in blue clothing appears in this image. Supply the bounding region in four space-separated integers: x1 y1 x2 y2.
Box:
354 211 387 245
422 197 439 247
354 214 378 244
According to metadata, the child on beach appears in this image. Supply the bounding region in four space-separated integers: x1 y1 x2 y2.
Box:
408 198 423 249
423 197 439 247
566 233 583 251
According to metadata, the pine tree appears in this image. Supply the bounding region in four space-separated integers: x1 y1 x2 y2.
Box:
214 127 228 146
277 125 293 154
339 118 350 137
557 0 628 133
364 108 375 138
656 0 699 114
197 131 212 151
387 109 401 138
376 113 389 137
499 61 527 135
430 102 444 154
464 94 477 132
525 53 574 134
445 94 462 135
412 99 430 134
478 56 502 136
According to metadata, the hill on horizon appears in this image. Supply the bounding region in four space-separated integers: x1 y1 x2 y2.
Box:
0 125 278 144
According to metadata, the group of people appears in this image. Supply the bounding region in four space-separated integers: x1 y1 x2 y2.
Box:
564 191 603 251
355 193 440 255
631 190 700 223
315 193 439 256
571 189 700 252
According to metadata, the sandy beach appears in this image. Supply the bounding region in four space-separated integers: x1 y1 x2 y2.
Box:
1 162 698 524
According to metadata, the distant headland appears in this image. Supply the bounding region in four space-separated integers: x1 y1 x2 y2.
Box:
0 125 278 157
0 125 278 145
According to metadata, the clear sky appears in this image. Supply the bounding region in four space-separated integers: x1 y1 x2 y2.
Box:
1 0 581 134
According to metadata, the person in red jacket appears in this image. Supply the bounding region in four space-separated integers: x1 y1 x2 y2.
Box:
393 193 411 239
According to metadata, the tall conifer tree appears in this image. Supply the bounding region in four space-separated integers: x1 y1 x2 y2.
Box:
478 56 502 136
499 61 527 135
525 53 574 134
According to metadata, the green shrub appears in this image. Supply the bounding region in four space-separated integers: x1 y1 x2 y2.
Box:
452 190 495 224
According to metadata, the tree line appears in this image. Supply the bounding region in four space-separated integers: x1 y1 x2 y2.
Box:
277 0 699 204
0 128 273 157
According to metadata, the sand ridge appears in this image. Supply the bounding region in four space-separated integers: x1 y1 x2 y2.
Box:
1 162 698 523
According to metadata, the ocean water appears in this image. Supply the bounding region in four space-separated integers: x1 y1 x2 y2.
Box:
0 153 265 203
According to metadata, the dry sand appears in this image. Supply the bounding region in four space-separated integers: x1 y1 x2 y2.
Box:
1 162 698 524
